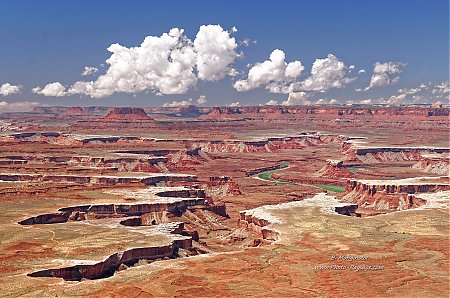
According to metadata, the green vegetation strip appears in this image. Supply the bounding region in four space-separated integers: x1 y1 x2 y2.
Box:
347 165 365 174
257 162 290 185
310 184 345 193
257 162 345 193
258 170 290 185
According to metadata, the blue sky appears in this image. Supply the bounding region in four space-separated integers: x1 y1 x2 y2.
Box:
0 0 448 109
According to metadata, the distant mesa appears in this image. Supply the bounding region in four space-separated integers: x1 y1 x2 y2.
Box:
173 105 203 117
143 105 206 118
200 105 450 120
200 107 241 120
64 107 86 116
201 106 288 120
101 107 154 122
25 104 450 120
258 106 286 118
32 106 47 113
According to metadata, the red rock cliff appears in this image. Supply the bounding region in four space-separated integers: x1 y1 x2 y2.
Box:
102 107 154 121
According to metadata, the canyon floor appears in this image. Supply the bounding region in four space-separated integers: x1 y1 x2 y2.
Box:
0 105 448 297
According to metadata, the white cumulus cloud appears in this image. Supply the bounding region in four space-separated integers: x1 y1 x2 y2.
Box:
73 28 197 97
385 93 407 105
316 98 338 105
0 83 22 96
295 54 355 92
37 25 238 98
234 49 304 94
228 101 240 107
363 61 405 91
163 100 193 107
163 94 207 107
81 66 99 76
282 91 310 106
196 95 207 105
32 82 67 97
240 38 256 47
266 99 278 105
195 25 238 81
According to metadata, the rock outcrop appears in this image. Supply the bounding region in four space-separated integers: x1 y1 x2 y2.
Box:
28 222 193 281
196 133 344 154
101 107 154 122
315 159 354 179
63 107 86 116
239 193 359 241
412 153 449 175
342 142 450 164
18 198 206 225
346 177 450 195
0 173 197 185
175 105 203 117
343 177 450 211
205 176 241 196
19 185 228 225
28 243 183 281
200 107 240 120
0 153 167 173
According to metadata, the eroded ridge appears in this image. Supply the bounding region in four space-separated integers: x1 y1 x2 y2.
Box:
344 176 450 211
0 172 197 185
0 131 347 153
27 222 192 281
239 193 359 241
342 141 450 173
18 178 228 281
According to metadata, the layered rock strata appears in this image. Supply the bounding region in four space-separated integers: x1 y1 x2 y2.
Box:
344 177 450 211
343 142 450 163
239 193 358 241
412 153 450 175
0 173 197 185
27 222 192 281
